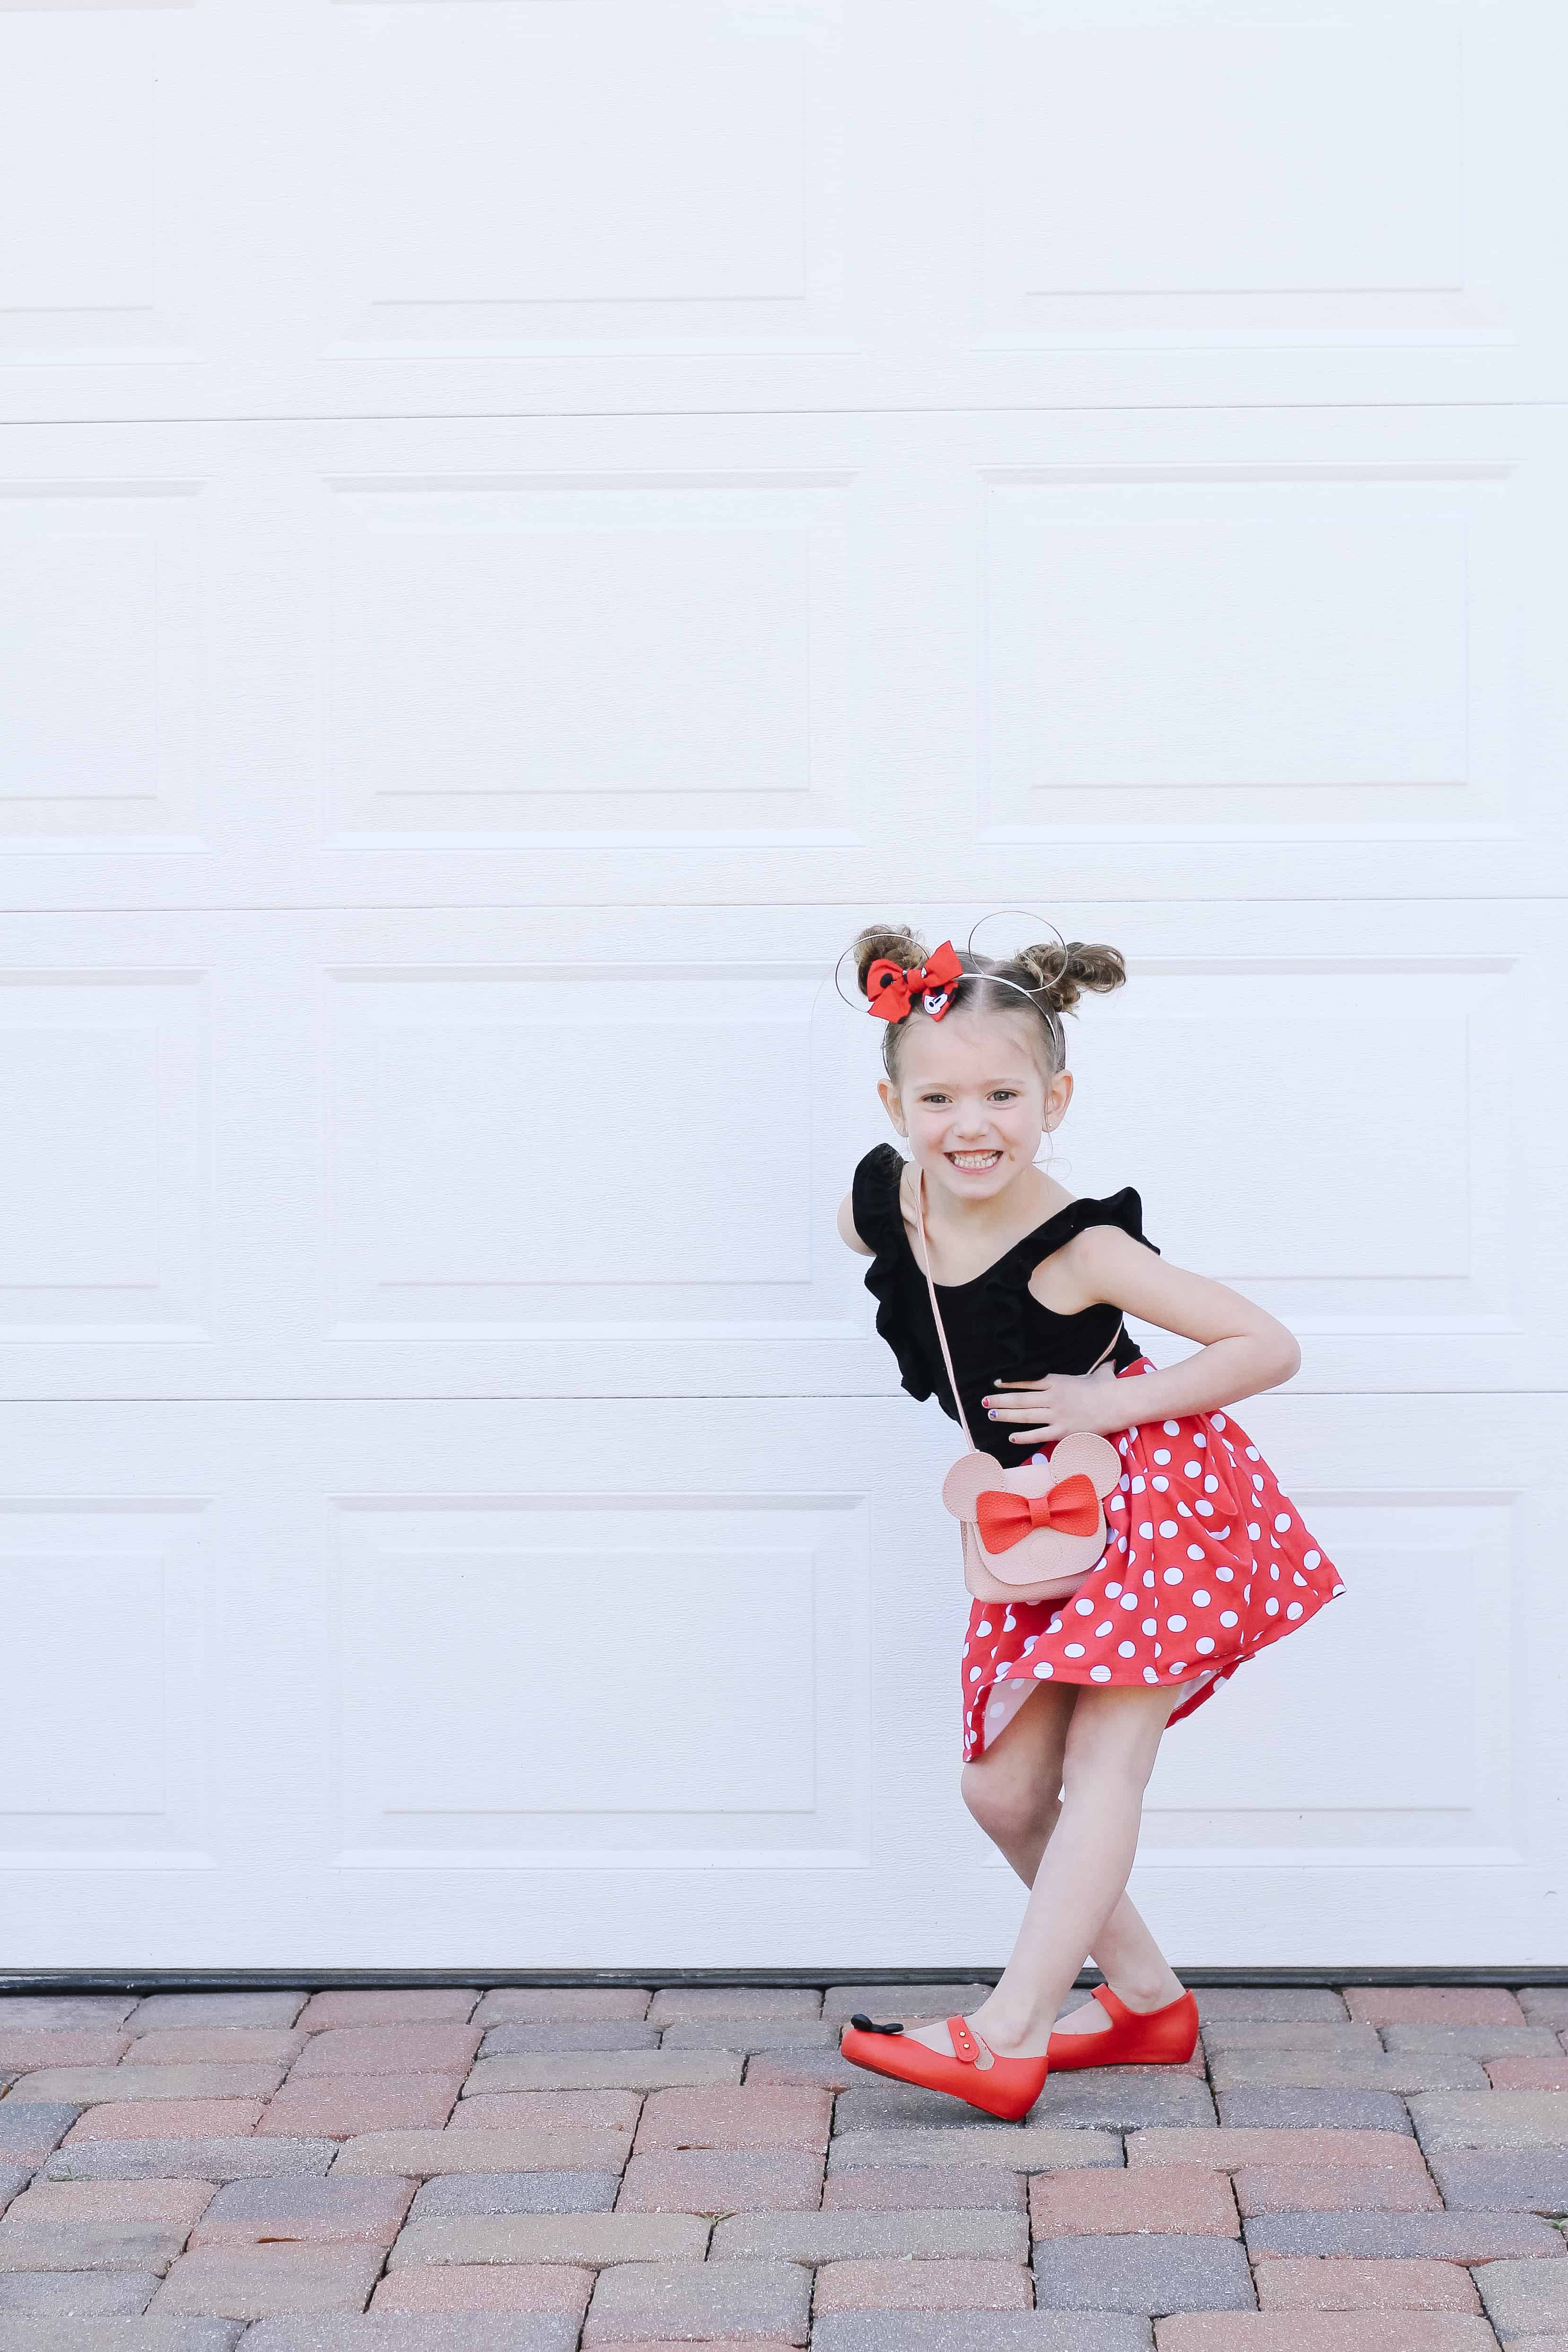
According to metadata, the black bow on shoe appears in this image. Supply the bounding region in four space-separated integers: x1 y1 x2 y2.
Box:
848 2013 904 2034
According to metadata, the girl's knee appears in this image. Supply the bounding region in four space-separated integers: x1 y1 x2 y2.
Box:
961 1755 1058 1845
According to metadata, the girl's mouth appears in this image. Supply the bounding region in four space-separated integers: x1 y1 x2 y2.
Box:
947 1149 1002 1171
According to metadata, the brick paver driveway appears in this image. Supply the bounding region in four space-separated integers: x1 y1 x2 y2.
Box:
1 1981 1567 2348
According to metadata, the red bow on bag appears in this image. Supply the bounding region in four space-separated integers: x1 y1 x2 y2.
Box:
975 1471 1100 1553
865 939 964 1024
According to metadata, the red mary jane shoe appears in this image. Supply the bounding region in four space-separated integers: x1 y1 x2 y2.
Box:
839 2013 1048 2122
1046 1983 1199 2070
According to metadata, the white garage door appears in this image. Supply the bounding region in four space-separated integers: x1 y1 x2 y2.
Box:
2 0 1565 1971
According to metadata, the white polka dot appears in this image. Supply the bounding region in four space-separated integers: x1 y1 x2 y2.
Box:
970 1667 982 1681
1265 1598 1279 1616
1253 1474 1265 1491
1213 1414 1227 1430
1194 1433 1207 1449
1153 1642 1163 1657
1003 1613 1016 1631
1216 1565 1234 1582
1152 1476 1169 1492
1163 1420 1181 1434
1220 1609 1239 1626
1184 1460 1201 1477
1204 1475 1220 1494
1187 1544 1205 1561
1247 1523 1262 1541
1274 1513 1292 1533
1118 1641 1136 1658
1245 1445 1258 1458
1118 1438 1129 1455
1286 1601 1303 1618
1095 1621 1114 1637
1142 1618 1157 1634
1075 1597 1095 1616
1109 1494 1126 1512
1195 1636 1215 1654
1162 1568 1184 1586
1194 1501 1213 1517
1143 1571 1156 1589
1304 1550 1322 1569
1192 1589 1211 1607
1022 1635 1037 1653
1121 1592 1138 1610
1118 1536 1128 1552
1167 1614 1187 1632
1048 1615 1064 1632
996 1662 1009 1677
1153 1448 1171 1465
1143 1666 1159 1684
1065 1642 1086 1658
1168 1660 1187 1674
1138 1522 1154 1539
1033 1662 1054 1678
1177 1503 1192 1518
1131 1476 1146 1493
1270 1564 1280 1580
1090 1665 1111 1682
962 1643 970 1657
976 1621 993 1636
1105 1581 1122 1598
1159 1520 1178 1537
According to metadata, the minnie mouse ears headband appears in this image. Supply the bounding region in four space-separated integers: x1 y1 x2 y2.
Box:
863 937 1066 1028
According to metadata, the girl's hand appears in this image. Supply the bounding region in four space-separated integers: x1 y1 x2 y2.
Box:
982 1370 1128 1444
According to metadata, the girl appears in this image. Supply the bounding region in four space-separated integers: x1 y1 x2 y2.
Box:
836 923 1343 2120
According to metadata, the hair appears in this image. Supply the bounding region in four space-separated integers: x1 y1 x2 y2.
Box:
849 921 1126 1085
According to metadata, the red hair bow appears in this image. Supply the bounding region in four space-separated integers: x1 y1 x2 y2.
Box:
975 1471 1100 1554
865 939 964 1024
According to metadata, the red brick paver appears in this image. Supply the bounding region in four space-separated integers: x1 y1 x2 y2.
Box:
1156 2320 1499 2348
449 2089 641 2132
295 1988 479 2031
1255 2259 1483 2312
258 2073 461 2136
812 2258 1034 2311
1487 2055 1568 2090
370 2261 595 2312
1235 2165 1443 2216
1343 1987 1527 2027
1032 2163 1239 2237
287 2023 483 2078
634 2085 832 2152
63 2097 266 2140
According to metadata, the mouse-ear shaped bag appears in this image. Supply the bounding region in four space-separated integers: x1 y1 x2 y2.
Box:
912 1166 1123 1607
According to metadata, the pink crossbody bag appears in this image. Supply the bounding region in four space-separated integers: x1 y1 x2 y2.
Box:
910 1164 1125 1608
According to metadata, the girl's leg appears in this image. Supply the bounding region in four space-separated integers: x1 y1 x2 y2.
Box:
902 1680 1179 2058
958 1684 1184 2040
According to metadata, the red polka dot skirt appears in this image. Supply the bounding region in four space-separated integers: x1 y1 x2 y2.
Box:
961 1359 1345 1760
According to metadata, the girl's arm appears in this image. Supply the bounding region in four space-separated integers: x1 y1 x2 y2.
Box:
984 1224 1300 1445
837 1192 873 1256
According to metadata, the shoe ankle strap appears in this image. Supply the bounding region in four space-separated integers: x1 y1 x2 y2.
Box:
948 2014 994 2069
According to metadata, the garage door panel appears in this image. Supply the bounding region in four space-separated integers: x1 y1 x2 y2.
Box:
8 0 1566 422
3 1393 1562 1966
0 899 1555 1399
1 407 1562 911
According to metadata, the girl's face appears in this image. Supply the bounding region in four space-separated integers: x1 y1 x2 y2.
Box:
878 1007 1071 1201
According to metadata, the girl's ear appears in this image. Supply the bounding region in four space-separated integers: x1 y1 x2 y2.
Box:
877 1077 906 1135
1042 1067 1073 1133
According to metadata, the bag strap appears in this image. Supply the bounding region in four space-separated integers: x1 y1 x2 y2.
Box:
909 1162 1126 1452
911 1163 977 1449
